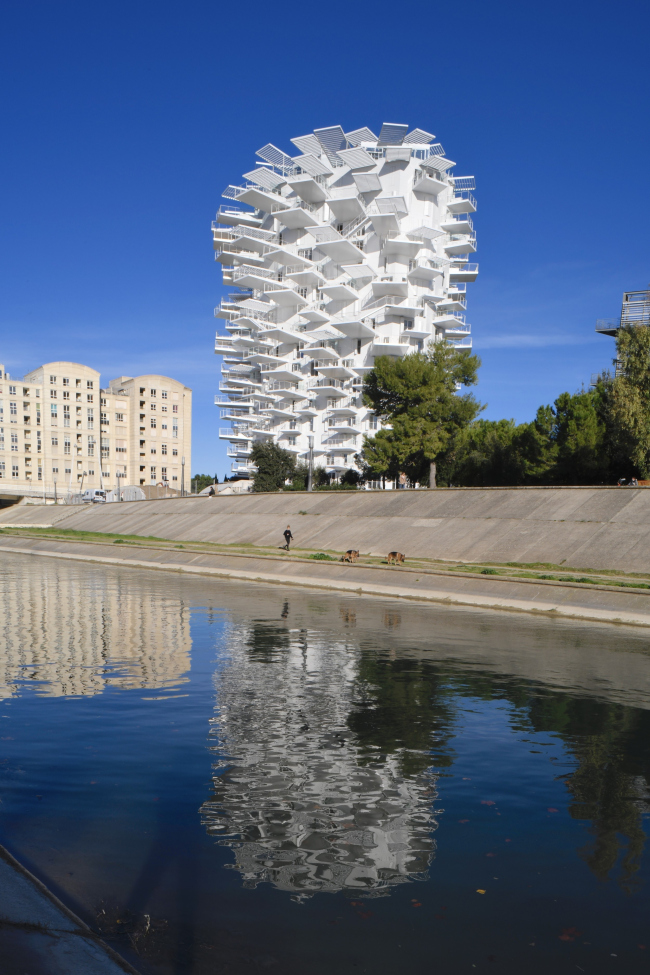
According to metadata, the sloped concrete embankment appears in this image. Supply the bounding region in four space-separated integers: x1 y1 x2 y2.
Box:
3 486 650 573
2 533 650 628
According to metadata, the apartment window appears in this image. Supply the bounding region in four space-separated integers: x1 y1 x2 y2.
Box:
101 398 107 406
150 404 156 411
63 390 70 400
88 469 94 476
101 438 109 458
100 412 108 423
150 466 156 474
115 412 124 421
87 380 93 389
161 391 168 400
161 444 167 455
65 468 71 474
172 475 178 481
50 404 57 420
0 461 4 477
87 394 93 403
64 438 71 455
9 386 16 395
12 465 18 478
172 448 178 456
172 424 178 438
87 408 94 429
11 433 18 450
52 466 58 473
0 429 3 449
161 405 167 412
63 378 69 387
51 437 58 446
150 418 156 428
287 436 297 445
87 438 95 456
292 363 301 372
139 388 145 395
49 376 56 384
150 448 156 454
115 441 127 454
10 402 17 416
50 390 57 399
150 389 156 397
172 405 178 413
161 423 167 430
161 467 167 478
63 406 70 427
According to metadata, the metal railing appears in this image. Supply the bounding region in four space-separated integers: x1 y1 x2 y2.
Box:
216 205 262 222
448 214 474 231
449 262 479 274
451 190 477 209
452 176 476 191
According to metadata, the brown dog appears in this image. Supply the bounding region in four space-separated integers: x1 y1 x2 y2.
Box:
341 550 360 563
387 552 405 565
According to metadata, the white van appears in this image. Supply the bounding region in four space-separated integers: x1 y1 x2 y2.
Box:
82 489 107 503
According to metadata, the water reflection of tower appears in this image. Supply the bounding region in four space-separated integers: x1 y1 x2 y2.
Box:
0 558 191 698
200 619 440 896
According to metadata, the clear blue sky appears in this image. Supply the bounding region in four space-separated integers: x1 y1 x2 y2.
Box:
1 0 648 478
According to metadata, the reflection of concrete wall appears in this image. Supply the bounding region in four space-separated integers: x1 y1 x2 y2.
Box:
0 558 191 698
200 623 438 896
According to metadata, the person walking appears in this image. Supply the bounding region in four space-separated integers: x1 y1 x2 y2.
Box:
283 525 293 550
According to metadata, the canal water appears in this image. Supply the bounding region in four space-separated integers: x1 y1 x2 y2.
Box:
0 553 649 974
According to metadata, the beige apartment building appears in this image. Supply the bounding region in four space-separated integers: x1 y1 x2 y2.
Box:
0 360 191 499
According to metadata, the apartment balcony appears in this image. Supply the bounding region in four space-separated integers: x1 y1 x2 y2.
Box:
380 236 421 259
226 183 291 212
231 463 255 475
371 340 411 357
302 344 340 361
328 317 375 338
320 283 357 301
449 263 479 282
277 202 321 229
327 194 366 222
368 210 400 235
413 172 446 195
401 324 432 339
285 267 326 288
262 284 309 308
447 191 477 214
219 427 251 441
262 406 300 420
371 277 409 298
215 206 263 228
595 318 620 336
307 231 365 264
260 366 301 383
436 296 467 313
440 214 474 235
227 445 252 458
446 338 472 349
435 312 467 328
316 365 357 380
443 235 477 255
232 265 278 290
214 247 266 267
287 175 329 205
326 420 362 434
301 307 331 324
382 301 421 318
258 325 302 345
441 324 471 338
309 379 348 397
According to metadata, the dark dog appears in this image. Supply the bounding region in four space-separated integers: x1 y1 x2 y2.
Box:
387 552 406 565
341 550 360 563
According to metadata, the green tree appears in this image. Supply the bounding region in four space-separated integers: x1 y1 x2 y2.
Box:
250 442 296 493
549 389 609 484
605 325 650 477
191 473 218 493
361 343 483 486
445 418 551 486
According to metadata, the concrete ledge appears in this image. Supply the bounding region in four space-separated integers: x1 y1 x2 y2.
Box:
2 535 650 628
0 843 140 975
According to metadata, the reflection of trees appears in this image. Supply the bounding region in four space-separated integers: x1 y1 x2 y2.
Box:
348 655 456 778
200 629 440 896
454 675 650 893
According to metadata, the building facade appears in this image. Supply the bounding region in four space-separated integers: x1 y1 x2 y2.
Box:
0 360 191 498
214 122 477 479
596 288 650 376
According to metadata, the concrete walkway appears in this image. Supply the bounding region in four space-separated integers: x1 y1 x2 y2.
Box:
2 533 650 627
0 844 139 975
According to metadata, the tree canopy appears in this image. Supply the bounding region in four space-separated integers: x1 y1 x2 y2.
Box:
361 343 483 485
250 442 296 493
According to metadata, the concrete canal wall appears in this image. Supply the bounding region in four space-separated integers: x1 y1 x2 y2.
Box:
3 486 650 573
2 532 650 628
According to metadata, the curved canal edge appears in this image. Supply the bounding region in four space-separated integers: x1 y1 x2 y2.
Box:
0 842 141 974
2 534 650 628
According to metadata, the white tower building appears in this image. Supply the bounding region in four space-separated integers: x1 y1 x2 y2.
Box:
213 123 477 481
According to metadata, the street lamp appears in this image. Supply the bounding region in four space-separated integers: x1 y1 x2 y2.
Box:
307 436 314 492
79 471 88 495
181 456 185 497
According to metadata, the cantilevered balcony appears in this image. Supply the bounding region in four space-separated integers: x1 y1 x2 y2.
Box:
320 283 357 302
287 175 329 205
447 191 477 214
316 365 357 380
215 206 263 228
232 265 279 290
328 194 366 222
371 277 409 298
443 235 477 255
225 183 291 212
440 214 474 236
285 266 326 288
380 236 421 259
277 202 321 229
449 263 479 282
371 339 411 357
412 171 446 195
407 259 444 284
367 210 400 235
436 296 467 313
261 283 309 307
328 318 375 338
